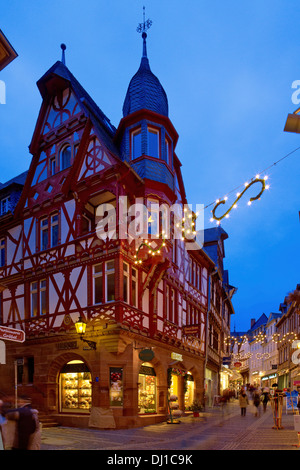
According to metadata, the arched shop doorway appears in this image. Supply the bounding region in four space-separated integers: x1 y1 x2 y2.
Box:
168 367 195 411
184 372 195 409
138 363 157 414
59 360 92 413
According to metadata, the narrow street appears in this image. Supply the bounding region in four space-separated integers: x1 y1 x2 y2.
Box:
40 400 300 451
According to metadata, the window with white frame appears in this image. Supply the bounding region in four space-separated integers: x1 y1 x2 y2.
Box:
51 214 59 247
147 128 159 158
40 213 59 251
93 260 115 304
131 129 142 159
30 280 47 317
123 262 129 303
131 267 137 307
40 218 49 251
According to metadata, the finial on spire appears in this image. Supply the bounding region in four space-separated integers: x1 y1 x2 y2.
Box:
136 7 152 58
60 43 66 65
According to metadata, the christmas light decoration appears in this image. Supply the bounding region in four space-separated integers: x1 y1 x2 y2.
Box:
211 176 268 223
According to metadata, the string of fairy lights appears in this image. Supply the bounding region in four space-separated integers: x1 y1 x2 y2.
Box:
224 330 299 362
224 331 299 346
132 144 300 265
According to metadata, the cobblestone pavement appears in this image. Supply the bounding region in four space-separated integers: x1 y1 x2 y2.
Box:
40 400 300 451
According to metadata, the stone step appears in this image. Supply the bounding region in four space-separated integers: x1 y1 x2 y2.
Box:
38 414 60 428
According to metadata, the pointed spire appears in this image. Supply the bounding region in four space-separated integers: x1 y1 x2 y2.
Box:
60 43 66 65
136 7 152 68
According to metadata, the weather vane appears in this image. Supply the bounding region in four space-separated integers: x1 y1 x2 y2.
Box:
137 6 152 35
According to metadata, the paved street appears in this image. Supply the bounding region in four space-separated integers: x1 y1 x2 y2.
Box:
40 400 300 451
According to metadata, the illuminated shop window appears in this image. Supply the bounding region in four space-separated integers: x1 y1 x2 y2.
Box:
109 367 123 407
60 360 92 413
138 363 157 414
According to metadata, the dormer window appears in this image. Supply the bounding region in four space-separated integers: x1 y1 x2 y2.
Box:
0 196 10 215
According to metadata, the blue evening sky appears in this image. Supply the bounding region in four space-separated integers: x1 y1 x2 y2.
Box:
0 0 299 331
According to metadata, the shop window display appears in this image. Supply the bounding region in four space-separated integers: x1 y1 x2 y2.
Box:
60 360 92 412
138 364 157 414
109 367 123 407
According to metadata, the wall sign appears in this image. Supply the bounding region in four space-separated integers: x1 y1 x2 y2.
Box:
139 349 154 362
171 352 183 361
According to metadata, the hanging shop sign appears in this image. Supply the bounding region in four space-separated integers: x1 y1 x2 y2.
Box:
182 325 200 337
0 325 25 343
233 362 242 368
139 348 154 362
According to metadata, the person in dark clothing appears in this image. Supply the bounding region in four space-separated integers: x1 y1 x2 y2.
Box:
253 390 261 416
261 390 270 412
6 405 37 450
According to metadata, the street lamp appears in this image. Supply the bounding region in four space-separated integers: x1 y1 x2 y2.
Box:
75 315 96 350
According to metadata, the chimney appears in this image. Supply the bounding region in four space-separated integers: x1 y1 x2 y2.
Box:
251 318 256 328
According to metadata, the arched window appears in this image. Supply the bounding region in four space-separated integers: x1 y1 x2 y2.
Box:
60 145 72 170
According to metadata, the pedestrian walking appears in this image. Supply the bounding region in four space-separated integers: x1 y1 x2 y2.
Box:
239 390 249 416
5 403 40 450
261 389 270 413
253 389 261 416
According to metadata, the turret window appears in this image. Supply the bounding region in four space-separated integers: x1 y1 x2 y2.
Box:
132 129 142 159
147 128 159 158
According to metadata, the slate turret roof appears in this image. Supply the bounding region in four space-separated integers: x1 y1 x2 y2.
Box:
122 32 168 118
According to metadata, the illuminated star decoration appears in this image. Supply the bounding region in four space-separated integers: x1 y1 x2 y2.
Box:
210 175 270 224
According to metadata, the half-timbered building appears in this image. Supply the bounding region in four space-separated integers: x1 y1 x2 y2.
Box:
0 31 234 428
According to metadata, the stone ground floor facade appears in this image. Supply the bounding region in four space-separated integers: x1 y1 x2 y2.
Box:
0 325 205 429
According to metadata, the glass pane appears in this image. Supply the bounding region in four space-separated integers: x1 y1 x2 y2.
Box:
138 374 156 413
106 273 115 301
40 289 47 315
123 275 128 303
106 260 114 271
61 146 71 170
94 275 103 304
132 131 142 159
94 263 102 274
51 224 58 247
148 129 159 158
132 279 137 307
61 371 92 412
31 292 38 317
